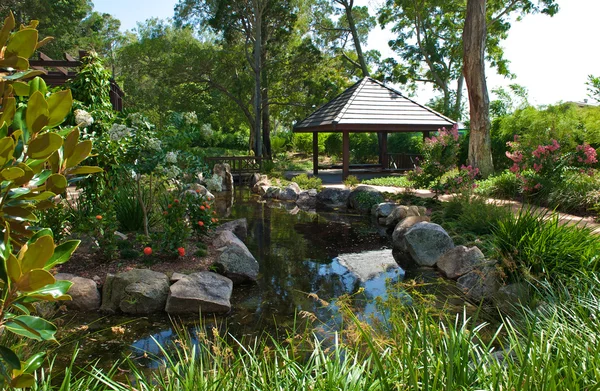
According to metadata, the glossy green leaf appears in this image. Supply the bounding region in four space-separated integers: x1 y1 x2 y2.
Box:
28 132 63 159
63 128 79 160
28 229 53 243
65 140 92 169
45 240 79 270
0 346 20 371
22 352 44 374
20 235 54 273
25 91 49 134
2 207 37 221
11 303 31 315
47 90 73 128
16 269 55 292
0 167 24 181
21 191 55 201
5 315 57 341
6 254 21 283
13 163 34 186
11 373 35 388
5 28 38 59
0 12 16 48
2 70 45 81
12 82 29 96
25 280 72 301
28 170 51 187
45 174 67 194
0 97 15 129
0 137 15 166
67 166 103 175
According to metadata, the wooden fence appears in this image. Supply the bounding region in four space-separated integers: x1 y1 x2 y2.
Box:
204 156 264 181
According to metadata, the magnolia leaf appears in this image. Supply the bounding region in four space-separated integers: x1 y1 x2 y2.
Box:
16 269 55 292
25 280 72 301
63 128 79 160
35 36 53 49
0 97 15 128
6 29 38 59
0 55 28 70
5 315 57 341
13 163 34 186
11 374 35 389
21 191 55 201
6 254 21 283
0 137 15 166
2 70 45 81
2 206 37 221
12 82 29 96
0 167 24 181
0 12 16 48
45 240 79 270
28 133 63 159
28 229 53 243
0 346 20 371
29 170 51 187
25 91 49 134
22 352 45 374
20 235 54 273
66 166 103 176
11 303 31 315
65 140 92 169
45 174 67 194
46 90 72 128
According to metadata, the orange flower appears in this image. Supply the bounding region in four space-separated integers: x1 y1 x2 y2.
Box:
168 204 172 208
212 211 217 215
198 221 204 227
177 247 185 257
95 215 103 220
206 205 211 209
195 189 201 194
200 205 205 211
174 199 180 204
143 247 152 256
211 218 218 223
163 211 168 216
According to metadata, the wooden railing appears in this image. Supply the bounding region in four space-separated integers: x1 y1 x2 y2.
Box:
204 156 264 179
386 153 421 171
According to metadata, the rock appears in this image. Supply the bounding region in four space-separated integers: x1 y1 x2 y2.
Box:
288 206 301 215
188 184 215 200
216 246 259 284
278 182 301 201
316 188 350 210
100 269 169 314
213 163 234 192
494 282 531 309
170 272 187 283
397 222 454 267
258 185 270 196
165 272 233 314
264 186 281 199
297 189 317 209
252 176 271 193
418 206 427 216
374 202 397 218
215 218 248 241
55 273 100 311
114 231 128 241
377 217 387 225
385 205 409 227
250 173 262 187
436 246 486 280
406 205 422 217
336 250 403 282
457 265 501 302
347 186 385 213
213 230 246 249
391 216 431 249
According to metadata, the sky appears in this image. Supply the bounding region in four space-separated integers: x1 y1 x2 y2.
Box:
92 0 600 107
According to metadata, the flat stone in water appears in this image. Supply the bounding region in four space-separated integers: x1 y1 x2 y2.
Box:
335 250 402 282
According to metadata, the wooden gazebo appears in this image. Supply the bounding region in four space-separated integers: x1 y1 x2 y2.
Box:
293 77 456 179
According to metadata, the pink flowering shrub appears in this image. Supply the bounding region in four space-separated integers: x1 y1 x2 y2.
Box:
409 124 462 192
439 165 480 194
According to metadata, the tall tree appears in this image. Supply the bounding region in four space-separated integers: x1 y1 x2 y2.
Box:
587 75 600 103
76 12 123 75
463 0 558 176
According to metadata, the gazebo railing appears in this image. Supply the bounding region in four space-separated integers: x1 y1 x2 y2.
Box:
204 156 264 181
386 153 421 171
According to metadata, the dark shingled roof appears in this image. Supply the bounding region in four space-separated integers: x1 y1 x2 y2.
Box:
294 77 456 132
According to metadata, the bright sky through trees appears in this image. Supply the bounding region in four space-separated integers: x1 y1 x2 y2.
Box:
93 0 600 106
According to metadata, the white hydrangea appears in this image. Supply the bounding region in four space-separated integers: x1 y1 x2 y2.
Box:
163 165 181 179
183 111 198 125
205 174 223 192
146 138 161 151
128 112 147 128
165 151 178 164
74 109 94 128
107 123 131 141
200 123 213 138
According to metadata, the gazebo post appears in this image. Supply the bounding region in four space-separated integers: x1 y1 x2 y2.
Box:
381 131 388 169
312 132 319 176
342 131 350 180
423 131 430 141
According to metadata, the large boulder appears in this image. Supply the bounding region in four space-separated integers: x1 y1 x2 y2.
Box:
252 175 271 193
385 205 409 227
316 188 350 210
347 186 384 213
457 265 501 302
373 202 397 218
436 246 486 280
394 222 454 267
278 182 301 201
391 216 431 249
215 218 248 241
213 163 234 192
100 269 169 314
264 186 281 199
55 273 100 311
250 173 262 187
213 230 259 283
187 184 215 200
165 272 233 314
297 189 317 210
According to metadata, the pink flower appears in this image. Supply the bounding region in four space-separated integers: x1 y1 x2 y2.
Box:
509 163 520 173
533 163 543 172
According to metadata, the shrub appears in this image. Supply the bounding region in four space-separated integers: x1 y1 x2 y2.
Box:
291 174 322 190
292 133 313 154
362 176 413 188
475 170 521 199
160 195 191 256
344 175 360 188
324 133 342 156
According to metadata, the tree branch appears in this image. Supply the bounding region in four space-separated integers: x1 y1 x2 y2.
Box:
490 0 520 26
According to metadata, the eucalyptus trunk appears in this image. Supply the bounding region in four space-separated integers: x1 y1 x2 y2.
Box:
463 0 494 177
253 0 263 157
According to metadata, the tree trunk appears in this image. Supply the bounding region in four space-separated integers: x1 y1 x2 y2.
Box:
463 0 494 177
261 31 271 160
253 0 262 157
343 0 369 77
454 74 464 120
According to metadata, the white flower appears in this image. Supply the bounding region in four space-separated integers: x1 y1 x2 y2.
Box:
128 112 147 128
200 123 213 138
74 109 94 127
165 151 178 164
107 123 131 141
163 165 181 179
146 138 161 151
183 112 198 125
205 174 223 192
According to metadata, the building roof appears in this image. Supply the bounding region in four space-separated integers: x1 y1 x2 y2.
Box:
293 77 456 132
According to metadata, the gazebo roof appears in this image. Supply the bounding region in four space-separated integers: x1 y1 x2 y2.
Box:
294 77 455 133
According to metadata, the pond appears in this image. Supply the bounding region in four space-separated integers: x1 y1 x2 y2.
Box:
56 189 460 368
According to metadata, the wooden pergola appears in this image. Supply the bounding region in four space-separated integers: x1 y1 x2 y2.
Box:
293 77 456 179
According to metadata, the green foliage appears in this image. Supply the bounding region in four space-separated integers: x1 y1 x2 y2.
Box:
90 199 118 261
292 133 315 155
291 174 322 190
353 190 384 211
0 13 99 387
344 174 360 188
587 74 600 103
494 207 600 282
362 176 413 187
350 133 378 163
324 133 342 156
387 132 422 154
475 170 521 199
159 195 191 255
68 52 112 110
187 192 218 237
